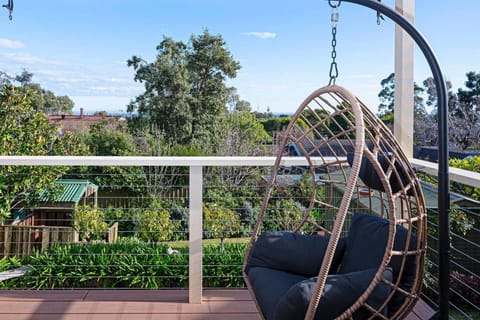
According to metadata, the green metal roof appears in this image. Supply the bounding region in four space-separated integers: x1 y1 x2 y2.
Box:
39 179 98 204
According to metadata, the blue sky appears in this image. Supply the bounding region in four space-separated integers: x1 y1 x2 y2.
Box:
0 0 477 115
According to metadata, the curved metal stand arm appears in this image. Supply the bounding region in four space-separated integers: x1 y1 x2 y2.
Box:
334 1 450 319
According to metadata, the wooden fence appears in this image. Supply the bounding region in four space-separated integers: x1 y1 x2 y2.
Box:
0 223 119 259
0 225 78 258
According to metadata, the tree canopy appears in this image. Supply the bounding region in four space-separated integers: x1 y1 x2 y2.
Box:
0 84 82 221
378 71 480 150
127 30 240 152
1 69 74 115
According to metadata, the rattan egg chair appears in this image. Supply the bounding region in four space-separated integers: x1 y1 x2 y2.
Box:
243 85 427 320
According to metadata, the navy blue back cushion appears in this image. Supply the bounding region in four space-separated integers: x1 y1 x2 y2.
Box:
347 152 413 195
246 231 346 277
340 213 418 315
274 267 393 320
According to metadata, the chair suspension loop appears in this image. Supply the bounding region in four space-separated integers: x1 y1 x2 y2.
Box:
328 4 340 85
376 0 384 25
328 0 342 8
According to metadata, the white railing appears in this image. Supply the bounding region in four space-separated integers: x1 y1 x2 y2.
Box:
1 156 479 305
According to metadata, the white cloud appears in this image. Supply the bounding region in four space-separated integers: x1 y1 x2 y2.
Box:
242 32 277 40
1 52 65 66
0 38 25 49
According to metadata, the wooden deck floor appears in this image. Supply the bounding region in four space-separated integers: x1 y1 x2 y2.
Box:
0 289 434 320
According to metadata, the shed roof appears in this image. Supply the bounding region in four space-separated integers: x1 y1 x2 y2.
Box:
39 179 98 204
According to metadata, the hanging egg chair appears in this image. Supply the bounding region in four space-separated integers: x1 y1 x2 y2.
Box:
243 85 427 320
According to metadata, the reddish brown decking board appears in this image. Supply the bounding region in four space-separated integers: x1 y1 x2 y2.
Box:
0 289 434 320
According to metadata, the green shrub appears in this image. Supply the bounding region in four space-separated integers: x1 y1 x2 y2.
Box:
72 205 108 241
1 241 247 289
266 198 306 231
203 203 241 250
133 208 178 242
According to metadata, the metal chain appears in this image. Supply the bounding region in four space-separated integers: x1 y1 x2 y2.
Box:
328 2 340 85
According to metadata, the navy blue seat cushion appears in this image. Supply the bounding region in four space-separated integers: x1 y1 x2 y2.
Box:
248 267 308 319
347 152 413 195
246 231 346 277
339 213 418 315
274 267 393 320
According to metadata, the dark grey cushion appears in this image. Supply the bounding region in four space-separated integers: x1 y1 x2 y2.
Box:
340 213 418 315
248 267 308 320
347 152 413 195
246 231 346 277
274 267 393 320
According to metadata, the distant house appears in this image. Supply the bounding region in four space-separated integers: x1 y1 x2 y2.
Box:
32 179 98 227
288 141 480 162
413 145 480 162
48 108 126 134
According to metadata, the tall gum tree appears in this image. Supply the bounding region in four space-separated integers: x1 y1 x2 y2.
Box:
127 30 240 153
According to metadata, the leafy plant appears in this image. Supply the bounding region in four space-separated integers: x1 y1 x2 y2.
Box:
1 241 247 289
203 203 241 251
72 205 108 241
133 208 178 242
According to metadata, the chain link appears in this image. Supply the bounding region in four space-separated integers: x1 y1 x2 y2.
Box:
328 4 340 85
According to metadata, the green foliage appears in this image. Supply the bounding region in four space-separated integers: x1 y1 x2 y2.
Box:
72 205 108 241
450 156 480 199
133 206 178 242
378 73 395 116
203 203 241 250
379 111 394 126
0 84 82 221
261 116 292 135
0 256 21 272
1 241 246 289
14 70 74 114
457 71 480 110
222 110 271 155
427 206 474 238
128 29 240 152
104 206 135 235
266 198 306 231
75 120 145 194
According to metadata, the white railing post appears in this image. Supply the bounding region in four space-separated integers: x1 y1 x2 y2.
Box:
189 165 203 304
394 0 415 158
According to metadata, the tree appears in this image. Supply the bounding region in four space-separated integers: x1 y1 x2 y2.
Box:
187 30 241 151
23 83 75 115
423 73 480 149
0 84 82 221
203 203 240 251
127 37 192 146
377 73 429 144
76 120 145 194
457 71 480 111
377 73 426 120
133 207 178 242
2 69 75 114
378 73 395 116
72 205 108 242
128 30 240 152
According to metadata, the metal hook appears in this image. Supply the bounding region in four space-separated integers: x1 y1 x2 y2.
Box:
328 0 341 9
2 0 13 20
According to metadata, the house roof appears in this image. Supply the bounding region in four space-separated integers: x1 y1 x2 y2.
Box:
48 114 125 133
39 179 98 204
